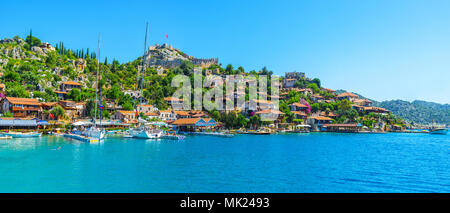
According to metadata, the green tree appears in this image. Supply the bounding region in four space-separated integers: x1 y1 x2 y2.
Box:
25 30 41 48
6 84 30 98
311 103 320 113
237 114 248 128
50 105 65 120
312 78 321 88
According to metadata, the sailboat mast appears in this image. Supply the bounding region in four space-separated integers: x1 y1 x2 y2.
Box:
138 22 149 120
94 34 100 127
99 37 102 126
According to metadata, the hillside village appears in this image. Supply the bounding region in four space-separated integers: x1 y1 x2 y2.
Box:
0 34 411 133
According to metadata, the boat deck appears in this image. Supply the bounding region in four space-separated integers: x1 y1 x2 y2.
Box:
63 133 99 143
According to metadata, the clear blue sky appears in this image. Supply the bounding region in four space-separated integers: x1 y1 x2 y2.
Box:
1 0 450 104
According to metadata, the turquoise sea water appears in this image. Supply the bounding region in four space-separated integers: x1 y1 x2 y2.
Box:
0 133 449 192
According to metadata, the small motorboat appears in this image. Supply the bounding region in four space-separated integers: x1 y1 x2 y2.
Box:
129 127 163 139
3 132 42 138
429 128 448 135
0 135 12 139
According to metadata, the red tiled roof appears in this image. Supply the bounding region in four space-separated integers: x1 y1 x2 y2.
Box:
63 81 82 86
251 99 273 104
336 92 358 98
311 116 333 121
118 110 135 115
172 118 202 125
174 111 190 116
145 112 159 116
164 97 183 102
290 103 308 108
292 111 306 116
6 97 40 106
321 88 336 93
255 109 285 115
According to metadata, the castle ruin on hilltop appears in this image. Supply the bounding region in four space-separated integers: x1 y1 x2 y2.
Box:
145 43 218 69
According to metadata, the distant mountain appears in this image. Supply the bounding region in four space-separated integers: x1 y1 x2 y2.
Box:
375 100 450 125
335 89 449 125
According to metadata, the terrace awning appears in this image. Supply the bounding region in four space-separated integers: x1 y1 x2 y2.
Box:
0 119 37 126
37 120 50 125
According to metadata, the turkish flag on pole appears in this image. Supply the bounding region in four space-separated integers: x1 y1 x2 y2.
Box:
166 34 168 39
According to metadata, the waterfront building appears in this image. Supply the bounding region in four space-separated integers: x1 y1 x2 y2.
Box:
293 88 313 96
159 109 177 121
289 103 309 113
353 99 373 107
320 111 337 119
0 117 39 130
292 111 307 120
144 112 159 120
1 97 41 117
60 81 82 92
174 110 190 119
363 106 390 115
352 104 365 112
190 111 208 118
307 116 333 131
322 123 362 132
164 97 185 109
336 92 359 102
172 118 217 132
58 100 79 119
124 90 142 101
114 110 136 122
54 91 68 99
138 104 157 114
283 78 297 88
250 99 275 111
255 109 285 122
321 88 336 94
311 94 325 103
106 102 123 114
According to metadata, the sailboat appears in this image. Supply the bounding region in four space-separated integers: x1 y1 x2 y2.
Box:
82 34 106 140
130 22 163 139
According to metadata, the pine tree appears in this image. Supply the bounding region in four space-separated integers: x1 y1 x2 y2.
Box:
28 29 33 50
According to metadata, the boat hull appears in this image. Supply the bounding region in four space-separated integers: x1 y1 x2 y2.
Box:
130 129 163 139
430 129 448 135
82 128 106 139
3 132 42 138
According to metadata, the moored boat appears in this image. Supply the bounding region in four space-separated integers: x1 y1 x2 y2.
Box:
82 126 106 139
3 132 42 138
161 135 186 140
130 127 163 139
429 128 448 135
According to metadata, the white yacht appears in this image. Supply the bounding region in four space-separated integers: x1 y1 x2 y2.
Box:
83 126 106 139
130 127 163 139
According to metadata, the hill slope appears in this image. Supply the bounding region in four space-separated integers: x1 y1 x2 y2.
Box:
376 100 450 125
